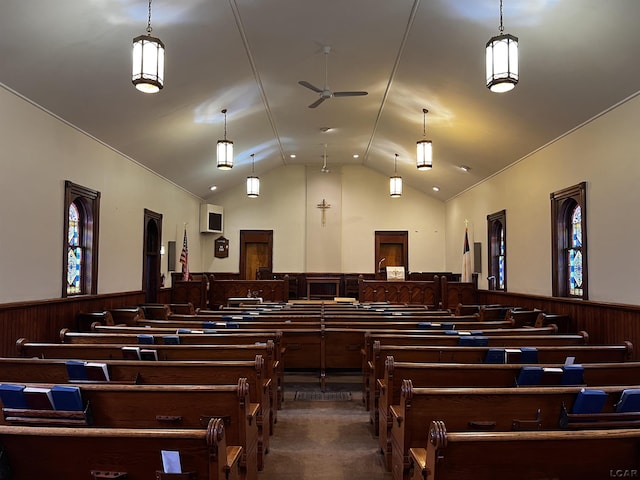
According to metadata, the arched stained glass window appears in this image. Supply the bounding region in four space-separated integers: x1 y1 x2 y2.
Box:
568 205 583 297
63 181 100 297
498 225 505 290
67 202 83 295
551 182 587 299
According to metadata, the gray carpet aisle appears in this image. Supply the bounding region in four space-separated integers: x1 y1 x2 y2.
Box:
257 372 392 480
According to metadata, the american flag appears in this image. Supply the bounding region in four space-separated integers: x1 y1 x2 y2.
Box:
180 228 189 281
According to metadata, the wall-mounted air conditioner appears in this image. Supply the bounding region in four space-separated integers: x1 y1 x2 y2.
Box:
200 204 224 234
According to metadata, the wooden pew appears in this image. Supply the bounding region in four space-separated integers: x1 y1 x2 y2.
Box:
77 310 115 332
322 319 515 330
0 355 271 469
139 303 171 319
393 381 640 480
408 420 640 480
362 330 589 410
0 379 258 480
363 330 589 376
0 417 242 480
366 339 633 414
109 306 146 325
168 302 196 314
18 339 278 424
378 358 640 470
60 328 286 411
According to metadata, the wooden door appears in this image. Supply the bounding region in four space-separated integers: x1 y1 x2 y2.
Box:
143 209 162 302
239 230 273 280
375 231 408 278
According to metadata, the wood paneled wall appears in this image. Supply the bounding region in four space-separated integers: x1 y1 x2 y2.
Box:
0 291 146 357
479 291 640 359
3 287 639 361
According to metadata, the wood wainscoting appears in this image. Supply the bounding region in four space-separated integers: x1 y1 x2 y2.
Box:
479 290 640 360
0 291 146 357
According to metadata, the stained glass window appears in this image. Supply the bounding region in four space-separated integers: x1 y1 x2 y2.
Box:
551 182 587 299
568 205 583 297
498 226 505 290
67 202 82 295
62 181 100 298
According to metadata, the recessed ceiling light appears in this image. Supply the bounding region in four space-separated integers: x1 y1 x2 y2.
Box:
432 186 440 192
353 154 359 159
459 165 471 172
209 185 217 191
290 154 296 158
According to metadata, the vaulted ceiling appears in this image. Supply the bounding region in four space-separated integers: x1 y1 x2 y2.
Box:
1 0 638 201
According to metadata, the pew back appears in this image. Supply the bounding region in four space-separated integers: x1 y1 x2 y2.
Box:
0 418 242 480
409 421 640 480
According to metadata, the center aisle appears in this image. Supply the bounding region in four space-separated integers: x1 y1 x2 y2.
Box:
258 372 392 480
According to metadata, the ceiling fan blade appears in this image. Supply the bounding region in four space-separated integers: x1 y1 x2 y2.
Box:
299 80 323 93
333 91 368 97
308 97 327 108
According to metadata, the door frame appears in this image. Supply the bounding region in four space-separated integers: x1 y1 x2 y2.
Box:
239 230 273 280
143 209 163 302
374 230 408 277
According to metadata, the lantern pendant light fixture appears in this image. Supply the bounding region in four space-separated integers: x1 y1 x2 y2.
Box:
246 154 260 198
390 154 402 198
132 0 165 93
217 109 234 170
416 108 433 170
486 0 518 93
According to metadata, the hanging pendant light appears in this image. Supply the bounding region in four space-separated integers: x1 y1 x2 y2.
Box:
217 109 234 170
246 154 260 198
486 0 518 93
321 144 330 173
390 154 402 198
416 108 433 170
132 0 165 93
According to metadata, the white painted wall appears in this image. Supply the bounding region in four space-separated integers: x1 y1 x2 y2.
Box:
445 92 640 305
208 163 447 274
0 85 203 304
6 76 637 307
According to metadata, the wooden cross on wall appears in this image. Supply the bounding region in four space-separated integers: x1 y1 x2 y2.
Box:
317 199 331 227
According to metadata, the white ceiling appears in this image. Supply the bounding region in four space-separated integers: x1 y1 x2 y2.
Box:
1 0 639 201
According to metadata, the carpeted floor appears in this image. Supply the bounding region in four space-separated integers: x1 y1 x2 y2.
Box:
258 371 391 480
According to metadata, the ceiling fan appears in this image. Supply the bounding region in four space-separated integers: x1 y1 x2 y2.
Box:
299 46 368 108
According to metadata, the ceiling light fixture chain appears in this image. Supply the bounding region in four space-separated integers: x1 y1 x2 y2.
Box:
422 108 428 137
498 0 504 34
222 109 228 140
146 0 153 34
